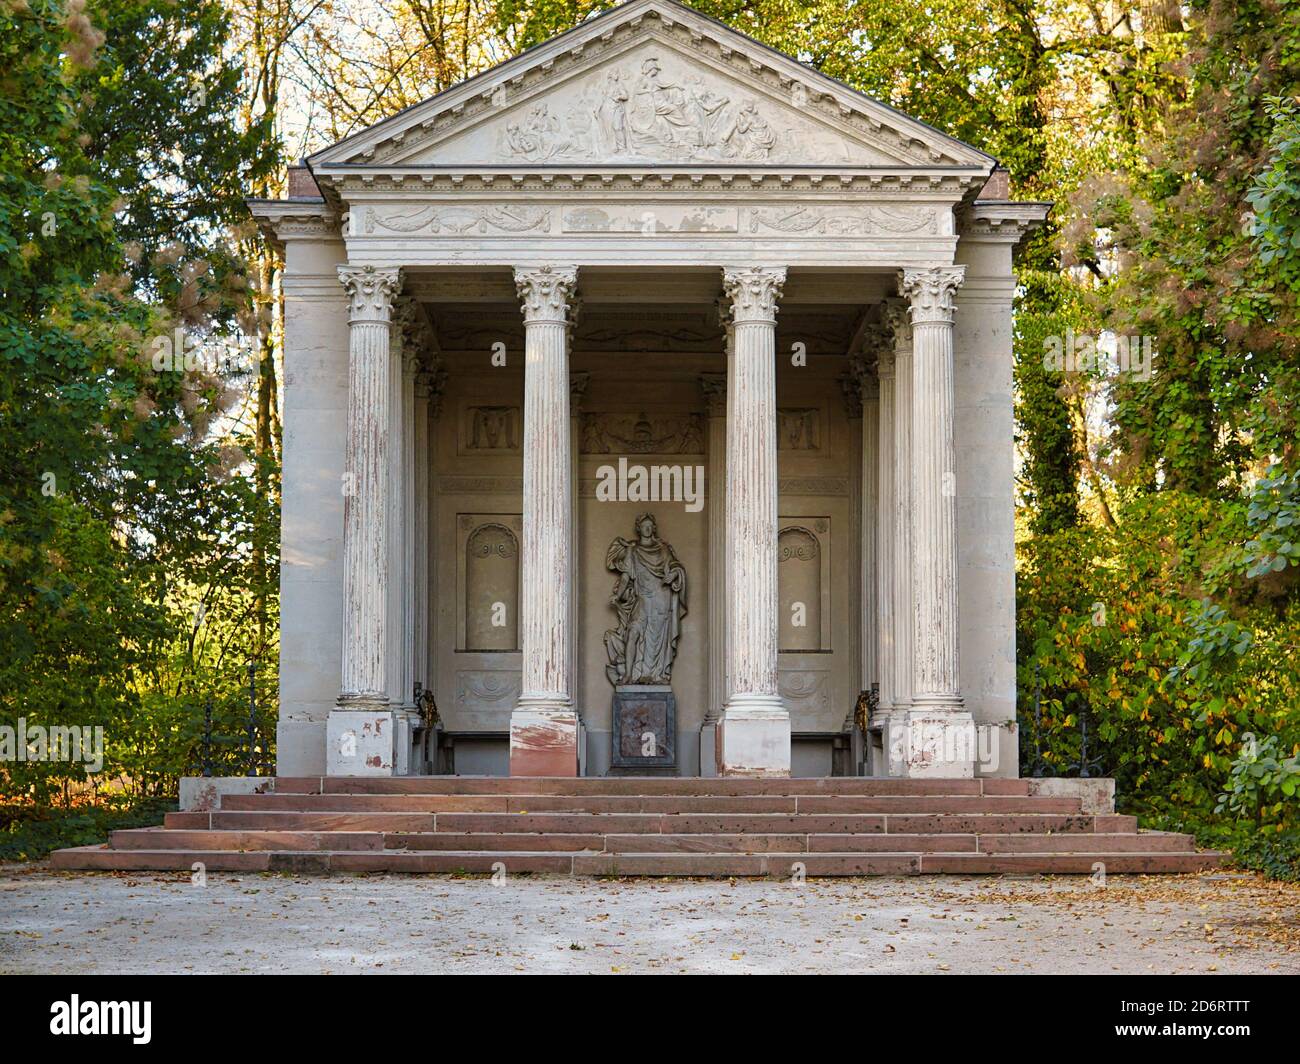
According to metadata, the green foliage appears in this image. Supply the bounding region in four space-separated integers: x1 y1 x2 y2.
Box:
1014 271 1090 534
0 0 278 806
1247 96 1300 286
0 796 171 862
1241 467 1300 580
1215 732 1300 823
1018 491 1300 816
1081 0 1300 491
1231 830 1300 881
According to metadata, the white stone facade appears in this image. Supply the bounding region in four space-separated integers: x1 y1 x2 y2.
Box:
251 0 1046 779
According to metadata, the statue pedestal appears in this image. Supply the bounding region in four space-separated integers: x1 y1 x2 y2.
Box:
610 685 677 775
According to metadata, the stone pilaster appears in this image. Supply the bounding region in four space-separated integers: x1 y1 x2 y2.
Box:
413 346 445 707
718 266 789 777
385 299 414 723
898 266 974 777
412 373 430 696
400 345 418 713
841 343 879 746
700 367 727 776
330 264 404 776
569 368 589 772
874 329 897 724
886 297 914 718
510 265 580 777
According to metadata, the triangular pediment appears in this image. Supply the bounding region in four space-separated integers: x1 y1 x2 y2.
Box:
310 0 993 171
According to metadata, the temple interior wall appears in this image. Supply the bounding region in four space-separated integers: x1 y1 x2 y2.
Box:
430 341 862 775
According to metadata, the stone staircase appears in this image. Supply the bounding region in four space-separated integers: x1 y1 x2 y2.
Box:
50 776 1223 876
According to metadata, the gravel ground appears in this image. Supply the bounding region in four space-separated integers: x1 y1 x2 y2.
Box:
2 865 1297 974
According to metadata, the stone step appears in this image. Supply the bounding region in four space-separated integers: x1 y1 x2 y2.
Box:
218 792 1083 815
274 776 1023 797
977 831 1197 853
428 811 1134 835
171 809 1135 835
912 852 1224 874
389 832 982 853
110 828 385 852
103 827 1202 856
49 845 1224 876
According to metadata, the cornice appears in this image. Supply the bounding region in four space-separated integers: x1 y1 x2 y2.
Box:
246 197 343 250
957 200 1052 247
321 168 987 201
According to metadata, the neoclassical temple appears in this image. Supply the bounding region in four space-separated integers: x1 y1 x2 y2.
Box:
251 0 1047 780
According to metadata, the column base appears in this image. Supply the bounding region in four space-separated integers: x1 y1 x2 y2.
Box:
327 708 407 777
883 707 977 778
718 694 790 777
509 701 580 777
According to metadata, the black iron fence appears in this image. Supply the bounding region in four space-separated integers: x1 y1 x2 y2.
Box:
195 661 270 777
1025 659 1105 779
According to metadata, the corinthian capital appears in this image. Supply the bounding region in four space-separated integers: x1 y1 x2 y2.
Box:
899 266 965 325
338 264 403 323
722 266 787 324
699 372 727 417
515 265 578 324
879 296 911 351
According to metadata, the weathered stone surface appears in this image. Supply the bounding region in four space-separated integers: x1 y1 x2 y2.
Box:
51 775 1222 876
603 516 687 686
610 685 677 772
178 776 275 812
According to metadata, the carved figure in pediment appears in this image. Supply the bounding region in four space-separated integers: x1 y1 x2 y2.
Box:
500 55 790 163
684 74 731 146
631 56 696 149
733 100 776 159
600 69 630 154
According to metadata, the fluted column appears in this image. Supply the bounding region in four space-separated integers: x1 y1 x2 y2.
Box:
509 265 580 777
899 265 973 777
385 299 413 723
875 336 897 722
858 368 879 707
419 363 447 726
700 368 727 776
885 298 914 718
413 357 443 698
335 266 402 712
718 266 789 777
569 367 589 770
841 346 878 747
400 348 418 711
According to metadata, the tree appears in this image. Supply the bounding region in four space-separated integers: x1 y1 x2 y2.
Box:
0 0 275 802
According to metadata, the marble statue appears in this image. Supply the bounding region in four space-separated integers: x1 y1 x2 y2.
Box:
604 513 688 686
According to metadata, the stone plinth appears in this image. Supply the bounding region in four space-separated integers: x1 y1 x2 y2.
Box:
509 704 581 777
327 710 410 776
610 685 677 774
178 776 274 812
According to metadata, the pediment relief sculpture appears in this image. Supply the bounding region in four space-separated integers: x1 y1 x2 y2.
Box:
491 52 862 166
